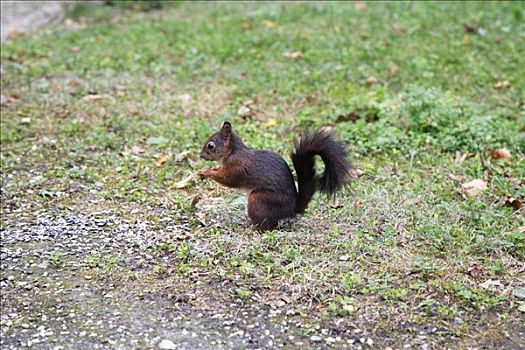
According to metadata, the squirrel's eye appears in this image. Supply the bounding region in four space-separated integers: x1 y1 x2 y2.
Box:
207 142 215 150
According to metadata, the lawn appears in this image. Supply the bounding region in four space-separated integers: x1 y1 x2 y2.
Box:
1 2 524 349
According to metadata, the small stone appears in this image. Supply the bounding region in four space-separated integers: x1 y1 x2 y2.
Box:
310 335 322 342
367 338 374 346
326 337 336 343
158 339 176 350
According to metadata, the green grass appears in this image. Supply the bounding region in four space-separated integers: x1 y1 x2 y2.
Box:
1 2 524 348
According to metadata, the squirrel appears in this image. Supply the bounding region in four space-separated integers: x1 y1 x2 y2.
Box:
198 121 351 231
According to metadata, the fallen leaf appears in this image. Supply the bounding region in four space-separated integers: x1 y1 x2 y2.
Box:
462 179 487 197
69 46 81 53
501 196 522 211
131 146 145 156
354 0 367 10
146 136 169 145
237 99 257 119
283 51 303 60
0 94 19 106
352 199 361 209
463 23 477 33
329 202 343 209
467 264 483 279
337 112 360 123
155 154 169 167
162 82 173 90
173 174 195 189
388 66 399 77
265 118 277 127
392 23 402 34
83 94 104 102
55 107 69 118
488 148 512 162
20 117 31 125
494 80 511 89
366 76 378 85
280 294 293 304
242 22 251 30
191 194 202 207
510 226 525 233
125 104 140 116
114 84 126 96
352 168 363 179
261 20 277 28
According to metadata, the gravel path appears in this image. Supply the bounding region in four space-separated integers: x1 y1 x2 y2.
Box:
0 209 331 350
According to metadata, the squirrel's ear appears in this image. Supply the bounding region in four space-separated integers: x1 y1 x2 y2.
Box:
220 121 232 138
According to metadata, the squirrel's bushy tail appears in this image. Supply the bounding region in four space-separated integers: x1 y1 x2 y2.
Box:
291 128 351 214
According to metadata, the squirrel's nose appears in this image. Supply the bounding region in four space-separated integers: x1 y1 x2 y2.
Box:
200 151 210 160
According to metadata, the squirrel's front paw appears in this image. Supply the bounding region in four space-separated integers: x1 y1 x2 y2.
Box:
198 168 213 178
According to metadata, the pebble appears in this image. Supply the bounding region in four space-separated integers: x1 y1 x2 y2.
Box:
310 335 322 342
158 339 177 350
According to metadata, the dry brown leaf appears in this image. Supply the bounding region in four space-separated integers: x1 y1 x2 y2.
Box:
463 23 477 33
173 174 195 189
242 22 251 30
366 76 378 85
83 94 104 102
131 146 145 156
494 80 511 89
510 226 525 233
488 148 512 162
388 66 399 77
462 179 488 197
261 20 277 28
329 201 344 209
280 295 293 304
468 264 483 279
125 104 140 116
55 107 69 118
392 23 402 34
354 0 367 10
155 154 169 167
0 94 19 106
69 46 81 53
501 196 522 211
283 51 303 60
337 112 360 123
237 99 257 119
191 194 202 207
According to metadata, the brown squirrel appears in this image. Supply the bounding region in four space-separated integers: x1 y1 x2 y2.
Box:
198 121 351 231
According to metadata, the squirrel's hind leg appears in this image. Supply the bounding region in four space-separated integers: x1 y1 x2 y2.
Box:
247 190 295 232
